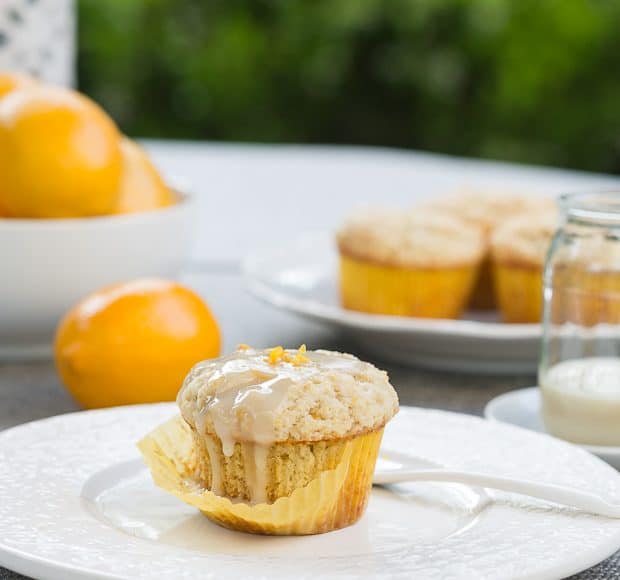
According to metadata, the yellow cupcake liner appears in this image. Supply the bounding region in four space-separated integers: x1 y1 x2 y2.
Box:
493 263 543 323
339 254 478 318
138 416 383 535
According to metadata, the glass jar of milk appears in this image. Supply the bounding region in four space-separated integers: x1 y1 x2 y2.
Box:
539 192 620 446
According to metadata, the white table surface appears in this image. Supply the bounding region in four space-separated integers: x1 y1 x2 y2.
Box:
144 140 620 269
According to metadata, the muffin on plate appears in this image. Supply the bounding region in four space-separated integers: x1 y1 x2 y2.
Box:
491 212 558 323
424 190 556 309
336 207 485 319
139 345 399 535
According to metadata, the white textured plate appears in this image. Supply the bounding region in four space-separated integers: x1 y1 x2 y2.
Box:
242 234 539 374
1 404 620 579
485 386 620 470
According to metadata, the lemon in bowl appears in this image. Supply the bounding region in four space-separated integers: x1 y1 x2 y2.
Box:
0 84 196 358
0 85 123 218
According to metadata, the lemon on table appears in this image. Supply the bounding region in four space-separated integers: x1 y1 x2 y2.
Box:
0 85 123 218
54 279 221 409
0 72 38 100
115 138 175 214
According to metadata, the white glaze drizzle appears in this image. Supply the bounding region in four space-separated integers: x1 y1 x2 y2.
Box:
242 443 270 504
204 437 223 496
179 347 367 503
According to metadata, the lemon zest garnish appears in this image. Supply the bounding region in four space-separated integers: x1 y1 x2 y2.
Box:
268 346 285 365
292 344 310 366
267 345 310 366
237 343 252 351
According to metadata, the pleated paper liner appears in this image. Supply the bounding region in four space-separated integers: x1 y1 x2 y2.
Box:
339 254 478 318
493 263 543 323
138 416 383 535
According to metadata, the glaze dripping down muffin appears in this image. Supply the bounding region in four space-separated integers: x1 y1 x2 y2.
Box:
177 345 398 505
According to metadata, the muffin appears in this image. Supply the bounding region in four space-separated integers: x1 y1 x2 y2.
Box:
336 207 485 319
425 190 556 309
139 345 399 535
491 212 558 322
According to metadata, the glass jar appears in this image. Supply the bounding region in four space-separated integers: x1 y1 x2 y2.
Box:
539 192 620 446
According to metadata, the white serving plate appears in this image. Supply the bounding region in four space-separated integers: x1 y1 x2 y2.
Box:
243 234 540 374
1 404 620 579
485 386 620 470
0 192 195 361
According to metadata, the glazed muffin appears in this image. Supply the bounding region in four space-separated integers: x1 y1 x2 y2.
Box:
336 207 485 319
491 212 558 322
425 190 556 309
139 345 399 535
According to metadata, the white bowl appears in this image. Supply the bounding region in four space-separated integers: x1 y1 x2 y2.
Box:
0 193 196 360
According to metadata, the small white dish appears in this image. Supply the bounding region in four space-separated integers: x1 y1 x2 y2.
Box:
0 192 196 360
1 403 620 579
242 233 540 374
484 387 620 470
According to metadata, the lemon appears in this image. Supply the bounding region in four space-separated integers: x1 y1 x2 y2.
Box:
55 279 221 408
115 138 175 214
0 86 122 218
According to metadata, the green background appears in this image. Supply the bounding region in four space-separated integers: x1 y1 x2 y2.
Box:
78 0 620 173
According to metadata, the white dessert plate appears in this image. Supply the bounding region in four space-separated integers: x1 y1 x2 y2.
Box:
242 234 539 374
1 405 620 579
484 386 620 470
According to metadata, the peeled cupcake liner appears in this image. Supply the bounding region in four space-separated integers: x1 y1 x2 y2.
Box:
138 415 383 535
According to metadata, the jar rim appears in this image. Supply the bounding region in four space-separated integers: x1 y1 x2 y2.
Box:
561 191 620 225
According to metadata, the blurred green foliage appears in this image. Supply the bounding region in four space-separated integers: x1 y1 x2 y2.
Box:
78 0 620 173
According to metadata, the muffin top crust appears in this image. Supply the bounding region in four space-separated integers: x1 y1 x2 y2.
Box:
336 207 485 268
491 212 558 267
424 190 556 234
177 346 399 452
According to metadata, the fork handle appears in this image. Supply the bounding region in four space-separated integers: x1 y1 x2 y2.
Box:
373 469 620 518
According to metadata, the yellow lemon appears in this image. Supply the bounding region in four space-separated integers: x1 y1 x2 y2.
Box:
116 138 175 214
0 71 38 100
0 86 122 218
54 279 221 408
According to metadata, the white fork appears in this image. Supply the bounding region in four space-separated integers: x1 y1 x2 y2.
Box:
373 455 620 518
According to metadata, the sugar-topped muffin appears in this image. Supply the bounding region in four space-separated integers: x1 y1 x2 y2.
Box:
491 211 558 322
491 212 558 269
336 207 485 318
424 190 556 308
495 216 620 326
140 345 399 535
425 189 556 235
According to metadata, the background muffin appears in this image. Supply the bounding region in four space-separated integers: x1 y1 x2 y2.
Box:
166 346 399 534
425 190 556 309
336 207 485 319
491 212 558 322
